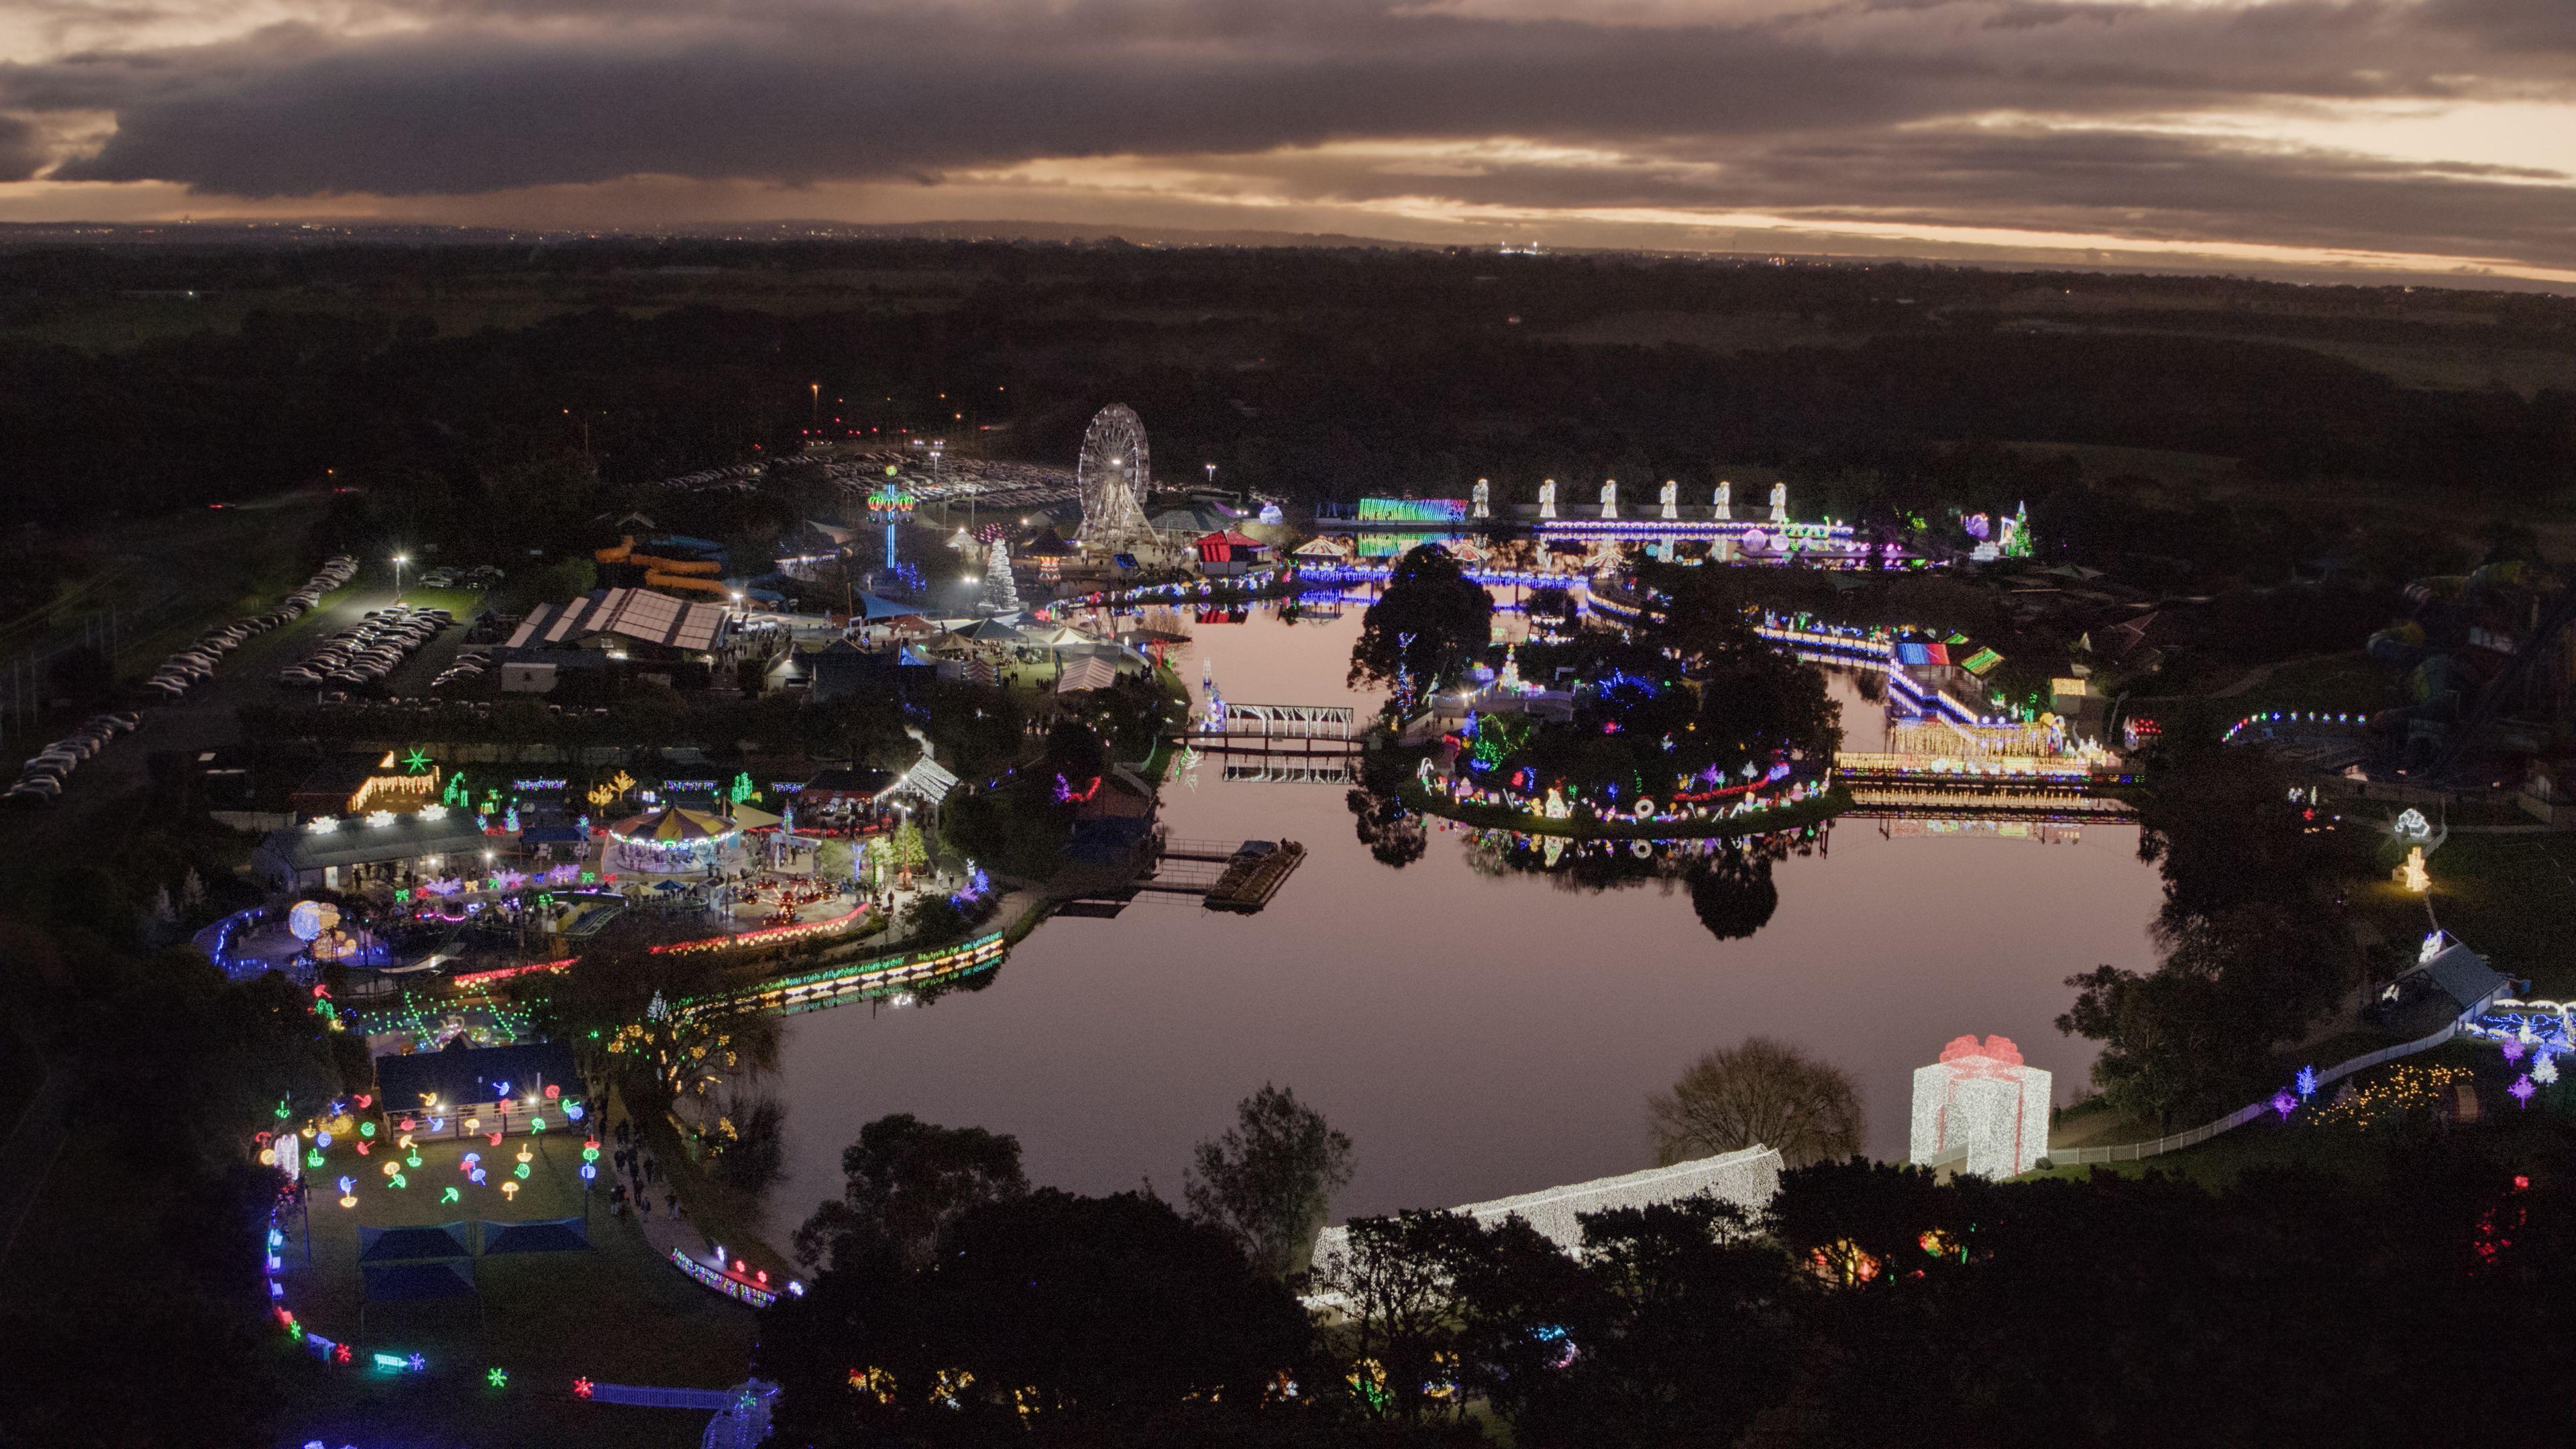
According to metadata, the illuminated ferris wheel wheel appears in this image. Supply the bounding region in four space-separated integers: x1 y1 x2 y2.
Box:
1075 404 1155 549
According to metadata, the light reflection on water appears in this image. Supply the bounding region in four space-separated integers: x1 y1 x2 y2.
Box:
763 599 2161 1245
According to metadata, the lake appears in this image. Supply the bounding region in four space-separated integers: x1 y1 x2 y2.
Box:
762 595 2163 1247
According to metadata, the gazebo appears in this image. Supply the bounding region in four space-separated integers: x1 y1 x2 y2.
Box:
606 805 746 875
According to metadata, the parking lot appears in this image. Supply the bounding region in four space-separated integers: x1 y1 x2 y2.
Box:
0 573 489 846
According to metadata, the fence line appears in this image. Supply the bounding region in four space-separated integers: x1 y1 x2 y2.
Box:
584 1383 737 1410
2046 1017 2465 1166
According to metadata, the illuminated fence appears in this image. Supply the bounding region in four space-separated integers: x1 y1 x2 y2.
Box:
1757 622 1892 661
449 955 577 989
651 902 871 957
2046 1017 2465 1165
669 1248 780 1307
1833 751 2121 784
698 931 1010 1018
1844 786 2135 821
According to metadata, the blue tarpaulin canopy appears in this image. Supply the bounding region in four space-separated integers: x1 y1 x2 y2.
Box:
358 1222 472 1263
482 1218 592 1254
851 593 925 621
363 1262 476 1301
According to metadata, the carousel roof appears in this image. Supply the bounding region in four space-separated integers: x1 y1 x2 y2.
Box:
608 805 738 842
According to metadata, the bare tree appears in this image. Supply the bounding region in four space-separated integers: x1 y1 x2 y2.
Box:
1647 1037 1864 1169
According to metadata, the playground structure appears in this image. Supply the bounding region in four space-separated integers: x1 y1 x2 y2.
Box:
594 537 731 599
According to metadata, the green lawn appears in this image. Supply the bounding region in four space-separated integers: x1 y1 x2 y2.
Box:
2029 1039 2563 1189
2218 651 2390 716
272 1127 758 1449
2418 833 2576 996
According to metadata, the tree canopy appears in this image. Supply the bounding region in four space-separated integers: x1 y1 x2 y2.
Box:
1349 545 1495 698
794 1112 1030 1273
1647 1036 1864 1169
1184 1083 1354 1278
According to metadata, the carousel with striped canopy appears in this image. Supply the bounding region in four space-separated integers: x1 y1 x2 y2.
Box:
606 805 747 875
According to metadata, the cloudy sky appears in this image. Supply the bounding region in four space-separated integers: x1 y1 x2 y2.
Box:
3 0 2573 280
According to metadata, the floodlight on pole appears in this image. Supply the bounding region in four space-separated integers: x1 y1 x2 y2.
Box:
392 554 409 601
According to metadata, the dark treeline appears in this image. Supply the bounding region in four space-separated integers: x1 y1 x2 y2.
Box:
753 1144 2576 1449
6 241 2575 541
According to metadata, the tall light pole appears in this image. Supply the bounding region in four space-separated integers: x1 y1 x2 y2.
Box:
392 553 409 602
809 383 820 429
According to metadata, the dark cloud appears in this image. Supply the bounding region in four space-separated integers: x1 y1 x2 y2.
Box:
0 116 43 183
5 0 2575 269
2424 0 2576 51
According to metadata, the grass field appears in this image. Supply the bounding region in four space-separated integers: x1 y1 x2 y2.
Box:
2420 833 2576 996
274 1126 759 1449
2029 1038 2557 1189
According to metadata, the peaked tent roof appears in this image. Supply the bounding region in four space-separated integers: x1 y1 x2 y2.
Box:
1057 656 1120 694
608 805 737 842
880 755 961 806
851 592 925 621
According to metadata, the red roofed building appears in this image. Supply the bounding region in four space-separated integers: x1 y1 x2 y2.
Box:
1194 531 1268 577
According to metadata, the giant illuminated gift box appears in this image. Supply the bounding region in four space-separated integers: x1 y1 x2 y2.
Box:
1910 1034 2052 1179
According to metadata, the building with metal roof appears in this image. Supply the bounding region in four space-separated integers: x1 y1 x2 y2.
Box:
254 808 499 893
505 587 734 659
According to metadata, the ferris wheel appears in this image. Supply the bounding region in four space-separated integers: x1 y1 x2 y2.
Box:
1075 404 1155 547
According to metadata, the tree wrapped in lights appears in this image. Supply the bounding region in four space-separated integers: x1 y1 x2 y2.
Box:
892 818 928 875
1350 545 1493 700
528 919 780 1116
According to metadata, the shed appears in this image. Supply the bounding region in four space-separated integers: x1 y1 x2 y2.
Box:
2373 937 2512 1036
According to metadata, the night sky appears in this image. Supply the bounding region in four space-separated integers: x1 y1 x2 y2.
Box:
3 0 2573 280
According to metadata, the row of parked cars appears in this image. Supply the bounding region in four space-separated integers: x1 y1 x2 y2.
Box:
140 555 359 702
5 555 362 807
414 564 504 591
5 712 142 802
431 647 495 691
277 602 453 690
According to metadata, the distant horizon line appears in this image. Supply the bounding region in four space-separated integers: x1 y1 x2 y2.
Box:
4 215 2570 298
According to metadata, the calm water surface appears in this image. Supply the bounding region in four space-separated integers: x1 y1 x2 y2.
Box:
763 600 2163 1244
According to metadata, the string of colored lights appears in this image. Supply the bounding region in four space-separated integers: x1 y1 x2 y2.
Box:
2223 709 2374 742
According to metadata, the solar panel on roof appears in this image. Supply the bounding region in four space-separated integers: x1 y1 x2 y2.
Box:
612 590 684 646
506 605 552 651
669 602 725 652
